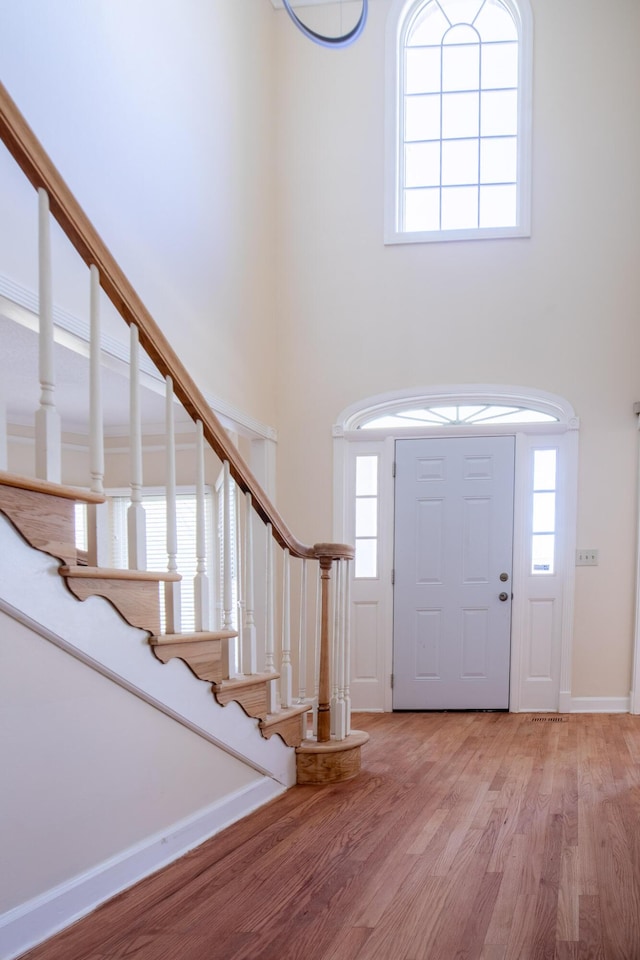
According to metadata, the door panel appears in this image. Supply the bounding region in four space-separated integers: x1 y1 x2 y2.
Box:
393 436 515 710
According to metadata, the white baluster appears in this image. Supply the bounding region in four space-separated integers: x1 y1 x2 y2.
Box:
164 378 181 632
298 558 308 701
330 553 340 736
312 565 321 736
35 188 61 483
192 420 210 633
265 523 278 713
344 558 352 736
86 265 109 566
331 559 347 739
127 324 146 569
221 460 238 675
243 493 258 674
222 460 233 630
280 548 293 708
235 497 245 676
88 266 104 495
335 560 347 740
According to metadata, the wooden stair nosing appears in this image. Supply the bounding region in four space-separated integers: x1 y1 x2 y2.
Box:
260 702 311 730
60 565 181 582
212 672 280 694
0 471 106 504
151 629 238 646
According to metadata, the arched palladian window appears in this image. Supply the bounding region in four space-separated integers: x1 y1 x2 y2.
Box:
359 402 556 430
385 0 533 243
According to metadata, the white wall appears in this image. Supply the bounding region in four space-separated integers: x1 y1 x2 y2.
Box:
0 612 261 914
273 0 640 698
0 0 278 427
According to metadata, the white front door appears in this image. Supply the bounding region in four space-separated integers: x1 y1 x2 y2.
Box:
393 436 515 710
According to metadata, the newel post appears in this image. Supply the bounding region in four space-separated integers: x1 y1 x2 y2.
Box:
313 541 355 744
296 541 368 785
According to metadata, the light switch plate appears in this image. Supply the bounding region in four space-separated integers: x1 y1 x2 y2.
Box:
576 549 598 566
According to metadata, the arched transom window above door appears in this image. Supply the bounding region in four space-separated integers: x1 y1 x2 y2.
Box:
337 386 578 435
360 403 557 430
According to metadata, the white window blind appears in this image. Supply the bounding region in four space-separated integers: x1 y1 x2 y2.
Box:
108 491 213 633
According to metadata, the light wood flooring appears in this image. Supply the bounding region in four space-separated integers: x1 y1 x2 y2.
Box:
20 712 640 960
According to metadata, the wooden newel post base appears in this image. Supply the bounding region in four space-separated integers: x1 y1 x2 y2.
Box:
317 555 333 743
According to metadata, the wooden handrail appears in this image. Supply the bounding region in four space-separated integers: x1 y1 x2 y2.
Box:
0 80 352 563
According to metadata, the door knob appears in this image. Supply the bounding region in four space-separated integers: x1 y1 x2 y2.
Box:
499 592 509 602
499 572 509 582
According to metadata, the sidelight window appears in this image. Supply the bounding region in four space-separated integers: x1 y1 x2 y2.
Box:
531 448 556 575
354 454 379 578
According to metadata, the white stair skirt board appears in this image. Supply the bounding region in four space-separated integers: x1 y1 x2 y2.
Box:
0 778 284 960
0 514 296 787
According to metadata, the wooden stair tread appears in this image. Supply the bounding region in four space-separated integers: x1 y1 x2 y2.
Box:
0 471 105 504
259 703 312 747
151 630 238 646
296 729 370 754
213 672 280 693
213 673 279 720
60 565 181 582
260 703 312 729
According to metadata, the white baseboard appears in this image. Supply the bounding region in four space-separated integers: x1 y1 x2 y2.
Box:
558 690 572 713
0 778 284 960
569 696 630 713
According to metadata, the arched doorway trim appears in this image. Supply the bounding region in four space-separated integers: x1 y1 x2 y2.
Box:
336 383 578 434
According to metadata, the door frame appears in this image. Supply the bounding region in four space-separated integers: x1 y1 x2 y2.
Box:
333 385 579 713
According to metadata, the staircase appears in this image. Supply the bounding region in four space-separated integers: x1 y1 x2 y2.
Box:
0 80 368 790
0 470 312 750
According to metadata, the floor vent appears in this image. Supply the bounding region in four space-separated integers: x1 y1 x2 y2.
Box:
529 716 568 722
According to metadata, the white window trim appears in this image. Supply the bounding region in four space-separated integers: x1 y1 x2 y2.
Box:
334 385 578 714
384 0 533 245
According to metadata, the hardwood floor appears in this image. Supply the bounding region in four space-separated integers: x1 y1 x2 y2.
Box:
20 712 640 960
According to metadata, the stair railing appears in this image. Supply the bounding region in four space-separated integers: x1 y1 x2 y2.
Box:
0 80 354 744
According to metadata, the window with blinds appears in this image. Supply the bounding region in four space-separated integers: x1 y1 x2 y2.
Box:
108 491 214 633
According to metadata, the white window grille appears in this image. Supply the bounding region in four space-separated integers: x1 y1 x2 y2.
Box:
385 0 532 243
360 402 557 430
354 454 379 578
531 448 557 575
